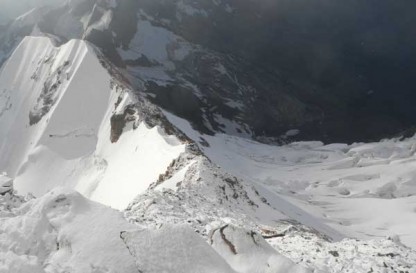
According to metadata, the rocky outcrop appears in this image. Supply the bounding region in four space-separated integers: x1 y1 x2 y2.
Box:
209 224 310 273
0 173 13 195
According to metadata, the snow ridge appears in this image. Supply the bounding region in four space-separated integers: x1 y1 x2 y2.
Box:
0 36 186 210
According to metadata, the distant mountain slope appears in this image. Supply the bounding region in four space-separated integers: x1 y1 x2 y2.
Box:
166 112 416 249
1 0 415 143
1 2 416 272
0 0 64 24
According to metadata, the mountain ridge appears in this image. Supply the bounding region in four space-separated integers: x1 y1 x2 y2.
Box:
2 0 416 143
1 1 416 272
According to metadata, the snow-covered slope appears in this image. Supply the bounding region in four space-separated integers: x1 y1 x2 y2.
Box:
0 36 185 209
165 113 416 249
1 20 416 273
121 224 311 273
125 154 294 238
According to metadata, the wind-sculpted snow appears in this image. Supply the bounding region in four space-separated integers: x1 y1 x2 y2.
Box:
0 188 137 273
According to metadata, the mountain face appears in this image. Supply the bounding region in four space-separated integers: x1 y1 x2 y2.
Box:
1 0 416 143
0 35 192 210
1 1 416 272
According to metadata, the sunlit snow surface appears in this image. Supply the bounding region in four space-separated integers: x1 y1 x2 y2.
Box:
1 36 416 273
166 112 416 249
0 37 185 210
0 189 137 272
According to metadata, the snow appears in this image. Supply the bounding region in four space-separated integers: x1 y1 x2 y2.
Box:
116 17 194 90
268 229 416 273
90 122 185 209
225 4 235 13
164 111 416 249
0 188 137 273
13 8 44 27
210 225 311 273
84 7 113 35
176 1 208 17
127 65 174 87
284 129 300 137
1 20 416 273
0 36 185 210
118 19 192 64
213 114 251 137
154 161 195 191
125 155 283 237
0 0 66 25
121 224 236 273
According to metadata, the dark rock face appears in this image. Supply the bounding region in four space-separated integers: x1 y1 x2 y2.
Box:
1 0 416 143
29 60 71 125
120 0 416 143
